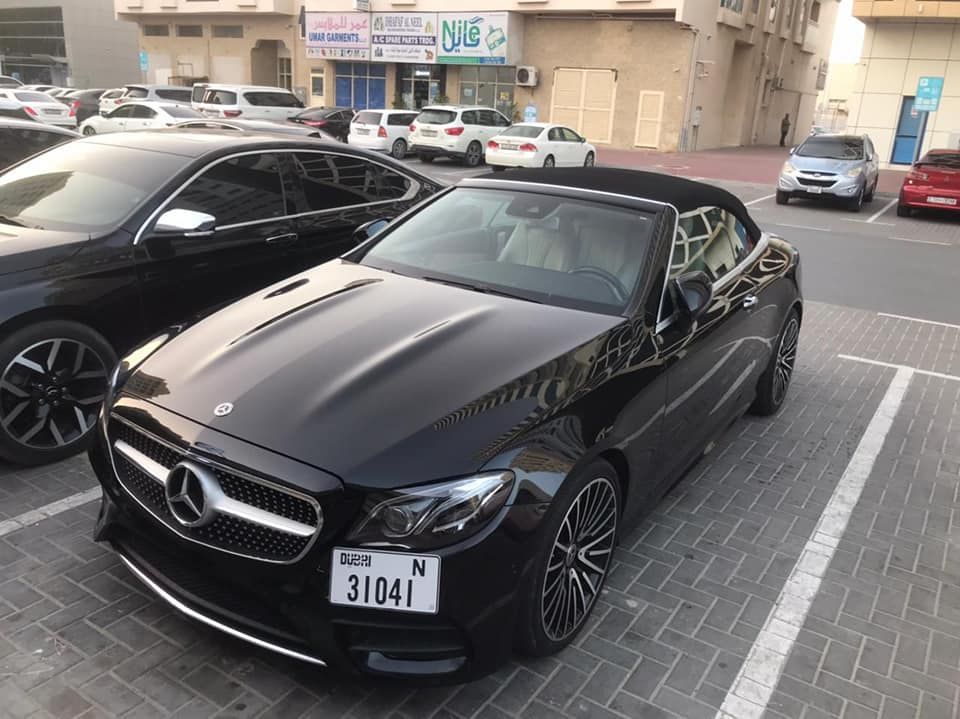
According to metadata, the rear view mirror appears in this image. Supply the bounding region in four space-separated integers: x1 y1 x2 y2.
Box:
353 218 389 244
154 208 216 237
673 271 713 322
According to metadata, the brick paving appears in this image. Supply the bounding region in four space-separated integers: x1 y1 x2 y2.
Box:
0 300 956 718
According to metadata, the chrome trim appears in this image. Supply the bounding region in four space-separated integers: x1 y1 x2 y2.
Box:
115 551 327 667
713 231 770 292
655 203 681 326
133 148 423 245
108 414 323 564
114 439 167 483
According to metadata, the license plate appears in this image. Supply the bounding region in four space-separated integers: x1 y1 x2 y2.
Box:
421 128 437 137
329 548 440 614
202 109 220 117
356 128 370 135
42 108 62 115
501 144 519 151
927 196 957 205
805 186 823 194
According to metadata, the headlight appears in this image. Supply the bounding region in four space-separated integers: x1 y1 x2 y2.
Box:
846 167 863 178
781 161 797 175
348 472 514 550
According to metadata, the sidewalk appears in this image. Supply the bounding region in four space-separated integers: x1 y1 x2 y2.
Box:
601 145 906 195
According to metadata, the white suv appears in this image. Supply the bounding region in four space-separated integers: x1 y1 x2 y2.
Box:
409 105 511 167
193 84 304 121
348 109 419 159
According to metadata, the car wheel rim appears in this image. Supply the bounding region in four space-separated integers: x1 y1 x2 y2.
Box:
0 339 108 450
541 476 618 642
585 154 594 167
772 317 799 406
545 157 554 167
467 145 480 165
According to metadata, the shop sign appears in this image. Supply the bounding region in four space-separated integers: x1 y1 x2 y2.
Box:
371 13 438 63
438 13 510 65
305 13 370 60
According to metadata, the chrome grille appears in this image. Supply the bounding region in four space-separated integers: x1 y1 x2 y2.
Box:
108 417 322 563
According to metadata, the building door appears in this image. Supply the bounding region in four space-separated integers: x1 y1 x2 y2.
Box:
398 64 446 109
334 63 386 110
892 96 925 165
550 68 616 144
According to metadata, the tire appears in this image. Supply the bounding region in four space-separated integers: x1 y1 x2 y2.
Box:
82 126 96 136
463 141 483 168
848 185 864 212
516 459 621 657
775 190 789 205
418 154 434 164
543 155 556 168
391 138 407 160
0 320 116 466
896 203 912 217
864 180 876 203
584 152 595 167
750 308 799 417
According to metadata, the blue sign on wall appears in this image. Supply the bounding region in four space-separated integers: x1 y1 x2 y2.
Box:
139 51 149 73
915 76 943 112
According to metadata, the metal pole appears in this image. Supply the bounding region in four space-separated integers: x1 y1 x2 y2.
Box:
912 110 928 166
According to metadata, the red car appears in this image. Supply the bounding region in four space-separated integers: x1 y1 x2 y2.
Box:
898 149 960 216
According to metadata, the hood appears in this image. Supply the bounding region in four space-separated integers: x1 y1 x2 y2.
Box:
129 261 622 487
790 155 862 173
0 225 89 276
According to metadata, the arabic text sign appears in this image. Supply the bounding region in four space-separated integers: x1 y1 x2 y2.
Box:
306 13 370 61
915 76 944 112
438 13 509 65
371 13 438 63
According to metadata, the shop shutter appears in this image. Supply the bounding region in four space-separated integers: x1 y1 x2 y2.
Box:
634 91 664 149
550 68 616 144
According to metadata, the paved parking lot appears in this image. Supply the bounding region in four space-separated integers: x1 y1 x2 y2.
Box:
0 165 958 719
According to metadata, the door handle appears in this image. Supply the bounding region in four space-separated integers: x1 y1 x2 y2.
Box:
265 233 298 246
742 294 759 309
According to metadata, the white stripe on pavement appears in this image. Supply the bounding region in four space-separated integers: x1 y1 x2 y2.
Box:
717 365 914 719
838 354 960 383
0 487 102 538
888 236 952 246
866 198 897 223
769 222 831 232
877 312 960 331
744 193 776 207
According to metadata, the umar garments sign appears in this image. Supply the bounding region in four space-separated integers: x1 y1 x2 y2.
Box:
306 13 370 60
372 13 438 63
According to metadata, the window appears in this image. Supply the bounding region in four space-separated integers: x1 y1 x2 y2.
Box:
202 89 237 105
501 126 543 139
0 126 71 168
244 91 302 107
355 111 382 125
170 154 285 227
176 25 203 38
478 109 509 127
797 136 863 159
458 66 516 116
548 127 564 142
13 91 53 103
461 110 479 126
278 57 292 91
561 128 582 142
156 88 192 102
109 105 136 118
720 0 744 11
809 0 821 23
212 25 243 38
130 105 157 119
388 113 417 126
143 24 169 36
124 86 148 99
334 62 387 110
417 108 456 125
311 71 324 98
670 207 754 283
292 153 412 212
164 105 202 118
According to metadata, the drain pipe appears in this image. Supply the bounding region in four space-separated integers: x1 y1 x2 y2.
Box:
680 25 700 152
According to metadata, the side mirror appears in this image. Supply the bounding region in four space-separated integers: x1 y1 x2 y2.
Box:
154 208 216 237
353 218 389 244
789 146 797 154
673 270 713 322
579 137 586 143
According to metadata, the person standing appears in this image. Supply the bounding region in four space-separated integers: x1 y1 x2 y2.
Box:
780 113 791 147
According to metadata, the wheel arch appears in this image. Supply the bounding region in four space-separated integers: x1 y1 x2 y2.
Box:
0 306 116 348
597 448 630 515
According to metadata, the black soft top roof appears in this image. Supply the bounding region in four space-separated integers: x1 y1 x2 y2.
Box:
477 167 762 238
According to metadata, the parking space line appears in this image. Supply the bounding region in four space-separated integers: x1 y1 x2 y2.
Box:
866 198 897 223
838 354 960 382
877 312 960 331
768 222 831 232
888 236 952 246
0 487 101 538
744 193 776 207
718 365 914 719
841 219 896 226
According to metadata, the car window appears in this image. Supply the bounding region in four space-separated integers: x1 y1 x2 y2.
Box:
102 89 123 100
244 91 300 107
389 113 416 126
355 110 382 125
168 153 285 227
494 112 510 127
191 85 207 103
919 152 960 168
130 105 157 119
796 136 863 160
202 89 237 105
124 87 148 99
0 126 72 168
163 105 202 118
562 128 581 142
291 152 412 212
156 88 191 102
357 187 654 316
417 109 456 125
476 110 497 126
671 206 751 282
501 126 542 139
14 92 54 103
548 127 563 142
462 110 479 125
109 105 136 118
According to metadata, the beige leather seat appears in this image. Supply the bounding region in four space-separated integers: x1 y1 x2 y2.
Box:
498 222 574 272
573 221 644 292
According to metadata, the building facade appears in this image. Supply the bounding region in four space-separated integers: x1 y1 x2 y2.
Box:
1 1 139 88
849 2 960 167
116 0 839 152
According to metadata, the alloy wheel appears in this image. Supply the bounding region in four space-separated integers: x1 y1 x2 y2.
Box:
541 476 618 642
544 155 555 168
584 152 595 167
0 338 108 450
773 317 799 406
465 143 482 167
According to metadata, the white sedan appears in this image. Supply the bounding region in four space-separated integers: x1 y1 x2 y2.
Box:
486 123 597 170
0 89 76 128
80 101 202 135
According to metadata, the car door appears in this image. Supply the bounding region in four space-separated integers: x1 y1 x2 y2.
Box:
562 127 587 165
545 127 566 165
656 205 770 482
135 152 298 328
865 137 879 189
105 105 135 131
127 105 158 130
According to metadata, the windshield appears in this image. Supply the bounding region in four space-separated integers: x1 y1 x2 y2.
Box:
355 111 382 125
417 109 457 125
0 142 187 232
125 86 148 99
797 136 863 160
919 152 960 169
501 126 543 139
14 92 54 103
357 188 654 315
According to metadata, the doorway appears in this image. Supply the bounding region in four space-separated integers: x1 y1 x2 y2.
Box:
397 64 446 109
892 96 925 165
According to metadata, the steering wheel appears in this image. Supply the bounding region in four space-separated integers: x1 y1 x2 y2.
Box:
569 267 628 303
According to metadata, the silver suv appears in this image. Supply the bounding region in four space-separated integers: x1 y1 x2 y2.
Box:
777 133 879 212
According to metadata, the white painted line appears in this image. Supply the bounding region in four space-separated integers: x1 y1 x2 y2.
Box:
717 366 914 719
877 312 960 331
838 354 960 382
841 219 896 226
866 198 897 223
745 193 776 207
888 236 952 246
0 487 102 538
768 222 831 232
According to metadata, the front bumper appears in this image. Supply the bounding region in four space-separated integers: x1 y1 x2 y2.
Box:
777 171 863 199
899 183 960 210
88 403 549 682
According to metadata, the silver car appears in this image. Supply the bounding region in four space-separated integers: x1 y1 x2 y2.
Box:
777 133 879 212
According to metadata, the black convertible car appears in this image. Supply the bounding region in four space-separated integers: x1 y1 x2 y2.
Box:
0 130 437 465
90 168 802 681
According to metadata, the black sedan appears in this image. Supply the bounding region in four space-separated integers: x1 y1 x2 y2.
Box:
89 168 801 682
0 130 438 465
289 106 355 142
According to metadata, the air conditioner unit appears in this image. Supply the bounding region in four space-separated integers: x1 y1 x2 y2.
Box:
515 66 539 87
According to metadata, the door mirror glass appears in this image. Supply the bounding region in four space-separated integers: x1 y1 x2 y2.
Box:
673 270 713 322
789 146 796 154
353 218 390 244
154 208 216 235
